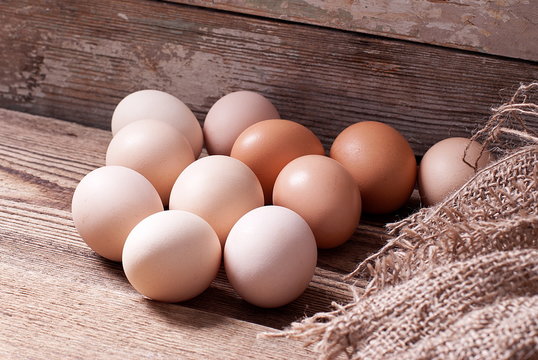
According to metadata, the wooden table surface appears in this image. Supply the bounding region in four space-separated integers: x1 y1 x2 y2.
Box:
0 107 400 358
1 1 537 358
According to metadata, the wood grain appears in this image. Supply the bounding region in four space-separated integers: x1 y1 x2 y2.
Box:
0 108 401 358
171 0 538 62
0 0 537 156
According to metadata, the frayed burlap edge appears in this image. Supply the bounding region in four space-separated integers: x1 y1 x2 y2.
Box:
264 249 538 360
262 82 538 360
349 82 538 295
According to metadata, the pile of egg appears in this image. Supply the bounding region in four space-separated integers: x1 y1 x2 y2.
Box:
71 90 493 308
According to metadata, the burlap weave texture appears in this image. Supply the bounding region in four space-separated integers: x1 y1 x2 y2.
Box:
268 83 538 360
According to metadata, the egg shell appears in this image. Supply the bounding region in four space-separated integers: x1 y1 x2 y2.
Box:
330 121 417 214
230 119 325 203
273 155 361 249
203 91 280 156
106 119 195 206
122 210 221 303
418 137 494 206
71 166 164 261
111 89 203 157
168 155 264 246
224 206 317 308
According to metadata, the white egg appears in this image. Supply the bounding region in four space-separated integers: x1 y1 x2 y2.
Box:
106 119 195 206
122 210 221 303
419 137 494 206
71 166 164 262
169 155 264 246
203 91 280 155
111 89 203 157
224 206 317 308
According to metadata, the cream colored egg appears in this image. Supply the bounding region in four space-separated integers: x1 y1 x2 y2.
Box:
106 119 195 206
71 166 164 261
203 91 280 155
169 155 264 246
224 206 317 308
111 89 203 157
122 210 221 303
418 137 494 206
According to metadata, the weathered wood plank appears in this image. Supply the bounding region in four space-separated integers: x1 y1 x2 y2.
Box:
0 256 315 359
0 108 397 357
171 0 538 61
0 0 537 157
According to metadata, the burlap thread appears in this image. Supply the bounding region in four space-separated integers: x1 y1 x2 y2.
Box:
264 82 538 360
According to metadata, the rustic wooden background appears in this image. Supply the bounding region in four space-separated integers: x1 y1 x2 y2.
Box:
1 0 537 358
172 0 538 61
1 0 537 155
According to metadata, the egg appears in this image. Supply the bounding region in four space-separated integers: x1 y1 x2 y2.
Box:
169 155 264 246
418 137 494 206
71 166 164 261
111 89 203 157
330 121 417 214
122 210 221 303
273 155 361 249
230 119 325 203
224 206 317 308
203 91 280 155
105 119 195 206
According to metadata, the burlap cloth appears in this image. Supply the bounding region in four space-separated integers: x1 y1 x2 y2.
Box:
265 83 538 359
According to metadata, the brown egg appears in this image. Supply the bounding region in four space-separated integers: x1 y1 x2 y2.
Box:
273 155 361 249
418 137 494 206
203 91 280 155
230 119 325 203
330 121 417 214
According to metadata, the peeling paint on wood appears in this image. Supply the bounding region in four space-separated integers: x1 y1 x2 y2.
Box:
171 0 538 61
0 0 537 157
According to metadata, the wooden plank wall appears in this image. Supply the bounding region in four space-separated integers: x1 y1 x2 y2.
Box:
0 0 537 158
171 0 538 62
